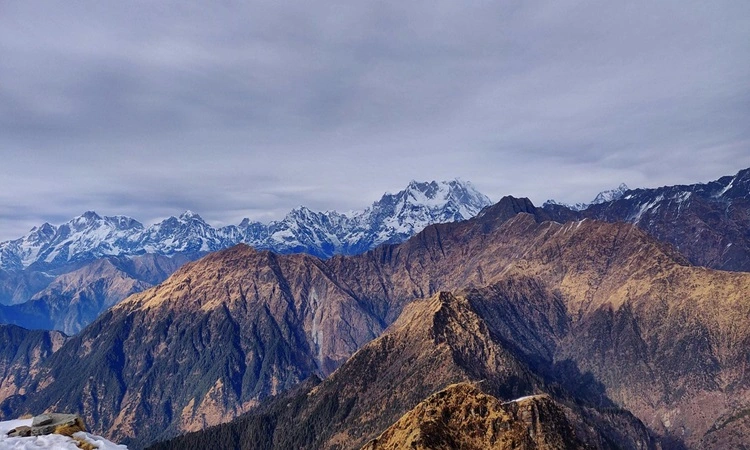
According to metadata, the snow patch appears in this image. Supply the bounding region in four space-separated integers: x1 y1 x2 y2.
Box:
503 394 545 404
716 176 736 197
629 194 664 223
0 419 127 450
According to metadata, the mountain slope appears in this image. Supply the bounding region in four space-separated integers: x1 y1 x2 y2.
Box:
0 254 191 334
0 325 67 408
6 246 393 446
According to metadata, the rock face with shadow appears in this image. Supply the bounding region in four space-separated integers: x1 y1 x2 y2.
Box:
0 324 67 408
362 385 585 450
148 292 655 450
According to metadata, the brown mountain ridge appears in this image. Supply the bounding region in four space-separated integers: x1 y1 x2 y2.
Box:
1 197 749 449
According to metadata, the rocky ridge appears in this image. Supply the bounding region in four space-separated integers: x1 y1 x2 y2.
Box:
544 183 629 212
362 385 586 450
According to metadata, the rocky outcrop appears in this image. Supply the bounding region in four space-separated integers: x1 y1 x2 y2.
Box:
362 385 586 450
7 413 85 437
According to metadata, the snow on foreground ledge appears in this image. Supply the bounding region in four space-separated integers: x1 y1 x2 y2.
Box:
0 419 127 450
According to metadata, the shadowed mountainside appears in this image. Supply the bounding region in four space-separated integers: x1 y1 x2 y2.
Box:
148 292 655 450
0 324 67 409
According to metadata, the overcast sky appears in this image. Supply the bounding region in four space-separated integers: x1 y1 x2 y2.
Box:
1 0 748 241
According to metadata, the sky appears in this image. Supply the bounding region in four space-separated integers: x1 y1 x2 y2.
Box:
1 0 748 241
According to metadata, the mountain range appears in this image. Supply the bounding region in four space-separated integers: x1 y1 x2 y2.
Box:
0 179 491 273
0 180 491 333
1 182 749 449
542 167 750 272
0 168 749 449
3 169 749 336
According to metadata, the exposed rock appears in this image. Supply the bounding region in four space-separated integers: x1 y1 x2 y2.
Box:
7 413 84 437
362 384 587 450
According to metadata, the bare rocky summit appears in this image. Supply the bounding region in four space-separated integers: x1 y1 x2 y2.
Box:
362 384 585 450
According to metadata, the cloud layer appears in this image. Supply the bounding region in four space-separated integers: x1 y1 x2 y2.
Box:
1 0 748 240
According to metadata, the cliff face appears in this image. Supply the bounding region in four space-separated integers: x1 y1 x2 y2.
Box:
4 200 750 449
149 292 654 450
0 325 67 408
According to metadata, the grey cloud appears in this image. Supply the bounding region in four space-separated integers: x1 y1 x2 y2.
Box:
1 0 749 240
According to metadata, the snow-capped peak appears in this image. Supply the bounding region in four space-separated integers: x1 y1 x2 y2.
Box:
179 210 203 221
591 183 629 205
544 183 629 212
0 179 493 268
78 211 102 221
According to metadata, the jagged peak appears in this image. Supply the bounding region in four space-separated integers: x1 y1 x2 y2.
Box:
396 179 487 199
590 183 629 205
238 217 263 228
29 222 56 234
286 205 317 218
77 210 102 222
97 215 144 231
178 210 203 221
388 291 482 341
476 196 537 221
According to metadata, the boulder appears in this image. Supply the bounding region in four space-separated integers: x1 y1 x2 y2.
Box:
7 413 86 437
